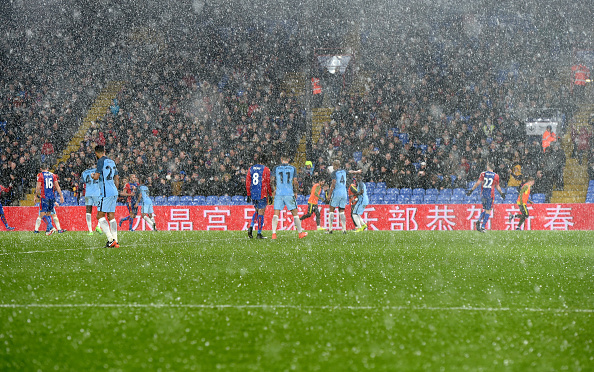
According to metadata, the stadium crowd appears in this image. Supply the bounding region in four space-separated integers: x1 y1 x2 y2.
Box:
2 14 594 207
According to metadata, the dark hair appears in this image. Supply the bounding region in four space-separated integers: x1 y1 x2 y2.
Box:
95 145 105 153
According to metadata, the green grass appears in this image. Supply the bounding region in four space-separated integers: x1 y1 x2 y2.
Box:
1 231 593 371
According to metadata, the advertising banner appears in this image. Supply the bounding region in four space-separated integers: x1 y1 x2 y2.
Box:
4 203 591 232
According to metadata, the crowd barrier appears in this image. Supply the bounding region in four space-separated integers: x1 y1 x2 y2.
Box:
3 204 591 231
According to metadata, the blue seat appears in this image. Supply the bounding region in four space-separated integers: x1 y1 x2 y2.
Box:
205 196 218 205
505 193 518 204
153 196 166 205
384 195 398 204
398 133 409 144
399 188 412 197
193 196 206 205
467 181 475 189
436 195 450 204
589 180 594 187
419 144 428 154
369 195 383 204
167 196 180 205
397 194 410 204
79 197 85 205
372 189 386 197
586 194 594 203
189 201 201 206
231 195 246 205
413 188 425 196
180 196 192 205
452 188 465 197
62 190 72 197
386 188 399 196
532 193 546 203
296 195 308 205
353 151 363 163
218 196 232 205
375 182 386 190
467 194 481 204
423 194 437 204
425 188 439 196
439 189 452 197
450 195 464 204
494 194 504 204
413 162 420 171
411 195 423 204
506 187 518 194
63 196 77 206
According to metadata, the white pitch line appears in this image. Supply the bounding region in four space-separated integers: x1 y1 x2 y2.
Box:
0 303 592 313
0 236 248 256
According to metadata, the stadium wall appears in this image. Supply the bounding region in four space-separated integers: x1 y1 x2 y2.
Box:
4 204 591 231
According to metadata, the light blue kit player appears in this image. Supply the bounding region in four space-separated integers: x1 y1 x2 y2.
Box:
81 167 102 235
270 154 307 240
350 170 369 232
327 159 348 233
135 178 157 231
92 145 120 248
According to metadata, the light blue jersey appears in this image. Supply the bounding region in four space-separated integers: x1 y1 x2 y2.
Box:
96 156 119 197
81 168 100 197
138 185 153 214
272 164 297 196
330 169 348 209
138 185 152 205
331 169 348 198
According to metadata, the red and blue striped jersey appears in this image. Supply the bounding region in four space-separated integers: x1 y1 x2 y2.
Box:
37 171 58 200
478 171 499 199
246 164 271 200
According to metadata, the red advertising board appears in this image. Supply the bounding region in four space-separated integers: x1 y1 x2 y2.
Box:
4 204 592 231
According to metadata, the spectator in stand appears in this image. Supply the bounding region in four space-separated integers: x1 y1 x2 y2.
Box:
542 125 557 152
532 170 552 203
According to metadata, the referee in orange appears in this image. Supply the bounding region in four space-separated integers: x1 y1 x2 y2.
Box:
299 178 327 231
508 177 535 230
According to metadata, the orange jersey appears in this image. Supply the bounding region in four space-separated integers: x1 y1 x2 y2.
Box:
308 183 323 205
517 183 531 205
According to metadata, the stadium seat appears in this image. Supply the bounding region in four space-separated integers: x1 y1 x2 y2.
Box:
504 193 518 204
375 182 386 190
425 188 438 197
467 181 475 189
372 189 386 197
532 193 546 204
296 195 308 205
179 196 192 205
154 196 167 206
353 151 363 163
467 194 481 204
423 194 437 204
589 180 594 188
231 195 246 205
439 189 452 198
369 195 383 204
78 197 85 205
494 194 504 204
205 196 218 205
384 195 397 204
386 188 399 196
398 133 409 144
218 195 232 205
436 195 450 204
419 144 428 154
397 194 410 204
413 162 420 171
452 188 466 198
585 194 594 203
413 188 425 196
193 196 206 205
450 195 464 204
411 195 423 204
62 190 72 197
63 196 77 206
167 196 180 205
399 188 412 197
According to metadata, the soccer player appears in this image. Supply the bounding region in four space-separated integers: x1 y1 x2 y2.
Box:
246 156 272 239
119 174 139 231
466 162 506 232
508 177 535 230
0 183 15 231
270 154 307 240
299 178 327 231
135 177 157 231
327 160 348 234
35 163 65 236
34 204 66 233
81 167 102 235
92 145 120 248
350 171 369 232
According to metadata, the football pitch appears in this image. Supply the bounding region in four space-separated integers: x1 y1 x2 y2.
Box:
1 231 593 371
